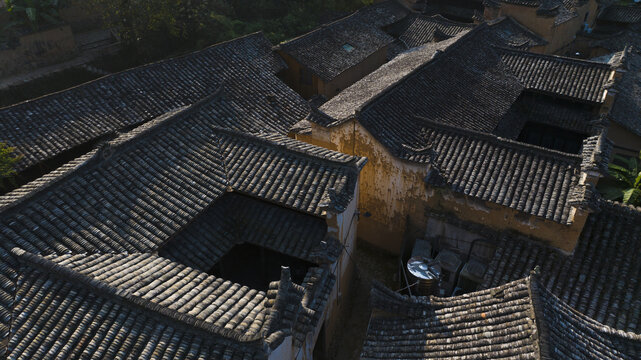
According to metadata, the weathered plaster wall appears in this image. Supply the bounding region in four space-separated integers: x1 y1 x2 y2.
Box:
307 120 429 254
269 336 294 360
423 217 496 260
423 187 586 253
0 25 77 78
608 122 641 156
494 5 554 38
277 51 318 99
486 0 598 54
546 0 598 54
304 120 586 255
309 183 360 358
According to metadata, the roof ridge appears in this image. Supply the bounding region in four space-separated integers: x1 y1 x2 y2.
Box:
11 249 270 347
104 89 222 153
355 22 490 116
0 94 222 216
0 149 99 213
414 115 583 162
529 269 641 345
277 10 366 47
599 198 641 216
216 127 365 167
497 46 615 68
418 14 476 27
527 269 549 359
497 16 549 45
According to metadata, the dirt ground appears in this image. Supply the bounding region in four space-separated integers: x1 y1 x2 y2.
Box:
326 240 398 359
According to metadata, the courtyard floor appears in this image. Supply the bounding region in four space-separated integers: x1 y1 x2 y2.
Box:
327 240 398 359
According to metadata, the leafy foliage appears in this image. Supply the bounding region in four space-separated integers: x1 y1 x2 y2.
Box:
86 0 372 63
599 152 641 206
4 0 63 32
0 142 21 181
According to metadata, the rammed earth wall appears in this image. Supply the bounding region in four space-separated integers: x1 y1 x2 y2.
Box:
303 119 588 255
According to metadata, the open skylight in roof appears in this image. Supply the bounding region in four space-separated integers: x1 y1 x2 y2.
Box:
343 43 355 52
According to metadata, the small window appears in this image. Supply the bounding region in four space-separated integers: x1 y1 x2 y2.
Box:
343 43 355 53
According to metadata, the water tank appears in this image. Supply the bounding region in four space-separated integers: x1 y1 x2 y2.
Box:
406 256 441 296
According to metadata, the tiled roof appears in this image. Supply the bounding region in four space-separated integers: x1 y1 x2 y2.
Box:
0 33 310 173
412 119 589 224
495 93 596 139
499 48 614 103
610 48 641 136
317 19 605 128
10 253 264 360
386 15 544 61
219 131 365 215
319 23 525 129
483 200 641 334
317 33 465 126
588 21 641 53
487 0 583 24
490 16 548 49
159 193 333 272
361 273 641 359
312 20 614 224
277 13 394 82
0 100 365 355
599 5 641 24
390 14 474 49
37 253 269 337
8 249 336 359
351 0 410 28
355 29 525 135
362 278 539 359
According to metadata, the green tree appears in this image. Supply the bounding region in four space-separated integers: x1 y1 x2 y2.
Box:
86 0 235 62
4 0 63 32
600 152 641 206
0 142 21 181
86 0 369 63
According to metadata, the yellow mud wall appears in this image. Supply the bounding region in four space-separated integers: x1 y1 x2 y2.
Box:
497 5 554 38
303 120 586 254
490 1 598 54
318 186 359 356
608 122 641 157
317 46 389 100
305 120 428 254
425 188 585 253
276 51 319 99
